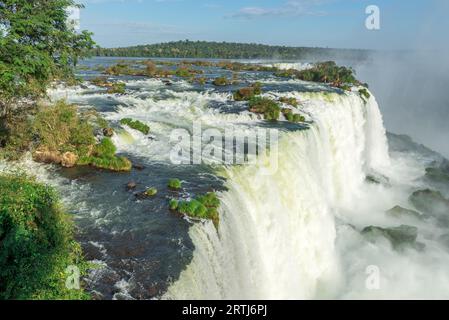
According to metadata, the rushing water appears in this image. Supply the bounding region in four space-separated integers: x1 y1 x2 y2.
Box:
3 57 449 299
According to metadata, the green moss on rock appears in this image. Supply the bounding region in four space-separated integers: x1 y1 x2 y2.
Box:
120 118 150 135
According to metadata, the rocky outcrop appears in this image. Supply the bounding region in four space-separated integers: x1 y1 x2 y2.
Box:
61 152 78 168
361 225 424 251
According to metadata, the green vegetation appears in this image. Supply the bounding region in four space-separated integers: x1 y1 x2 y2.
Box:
145 187 158 197
296 61 359 87
248 97 281 121
274 61 360 88
78 137 132 172
169 192 220 227
0 0 95 116
169 199 179 211
120 118 150 135
359 88 371 100
282 108 305 123
168 178 182 190
0 173 90 300
0 101 131 171
107 83 126 94
234 82 263 101
279 97 299 107
91 40 370 61
212 77 230 86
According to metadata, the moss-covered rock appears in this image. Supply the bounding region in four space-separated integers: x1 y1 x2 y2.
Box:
120 118 150 135
145 187 158 197
359 88 370 100
107 82 126 94
168 178 182 190
248 97 281 121
233 82 263 101
171 192 220 227
77 138 132 172
279 97 299 107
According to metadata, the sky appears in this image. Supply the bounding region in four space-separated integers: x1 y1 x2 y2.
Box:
77 0 448 50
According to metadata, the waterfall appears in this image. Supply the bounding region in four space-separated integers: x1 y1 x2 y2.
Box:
165 91 391 299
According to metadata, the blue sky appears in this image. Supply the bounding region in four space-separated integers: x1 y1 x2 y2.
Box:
79 0 448 50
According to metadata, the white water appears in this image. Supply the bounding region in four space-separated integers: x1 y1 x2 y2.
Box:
45 78 449 299
164 92 396 299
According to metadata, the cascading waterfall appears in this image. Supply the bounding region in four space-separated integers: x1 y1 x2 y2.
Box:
165 91 391 299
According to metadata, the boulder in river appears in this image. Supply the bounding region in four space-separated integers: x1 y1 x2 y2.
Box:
61 151 78 168
126 181 137 190
409 189 449 221
386 205 423 220
361 225 424 251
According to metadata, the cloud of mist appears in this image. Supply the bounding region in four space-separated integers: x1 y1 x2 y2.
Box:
353 0 449 158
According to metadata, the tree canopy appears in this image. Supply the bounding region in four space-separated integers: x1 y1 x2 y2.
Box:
0 0 95 112
92 40 371 61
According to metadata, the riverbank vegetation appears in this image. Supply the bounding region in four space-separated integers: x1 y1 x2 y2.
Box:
90 40 370 61
0 173 90 299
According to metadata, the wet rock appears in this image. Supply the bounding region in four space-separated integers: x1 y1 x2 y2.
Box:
409 189 449 219
438 233 449 247
61 151 78 168
386 205 423 220
126 181 137 190
133 163 145 171
103 127 114 137
366 173 390 186
425 167 449 183
361 225 424 251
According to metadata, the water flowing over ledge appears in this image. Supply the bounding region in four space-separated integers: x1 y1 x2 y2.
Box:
165 92 391 299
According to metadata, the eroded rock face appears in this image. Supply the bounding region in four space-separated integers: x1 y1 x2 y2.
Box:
61 152 78 168
361 225 424 251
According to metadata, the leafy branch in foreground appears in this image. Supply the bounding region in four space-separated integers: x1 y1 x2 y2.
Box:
0 0 95 116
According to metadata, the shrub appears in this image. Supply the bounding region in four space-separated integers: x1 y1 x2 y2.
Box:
212 77 229 86
107 83 126 94
279 97 299 107
248 97 281 121
359 88 371 100
168 178 182 190
234 82 263 101
0 173 90 300
78 138 132 172
296 61 359 87
172 192 220 227
282 109 305 123
120 118 150 135
0 109 33 160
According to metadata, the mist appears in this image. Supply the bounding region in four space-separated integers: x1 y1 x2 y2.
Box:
351 0 449 158
354 50 449 158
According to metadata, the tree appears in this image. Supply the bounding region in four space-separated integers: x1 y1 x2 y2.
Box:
0 0 95 116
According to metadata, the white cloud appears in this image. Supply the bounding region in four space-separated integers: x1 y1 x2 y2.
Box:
231 0 330 19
